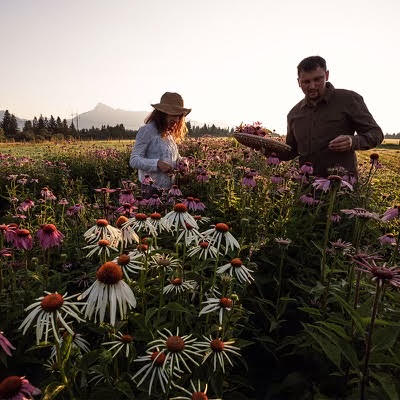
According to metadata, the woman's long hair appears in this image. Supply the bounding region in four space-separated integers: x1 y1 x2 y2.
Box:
144 110 188 143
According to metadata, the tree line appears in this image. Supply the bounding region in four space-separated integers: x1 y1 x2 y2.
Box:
0 110 233 142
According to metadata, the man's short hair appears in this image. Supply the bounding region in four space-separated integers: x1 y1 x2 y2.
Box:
297 56 327 75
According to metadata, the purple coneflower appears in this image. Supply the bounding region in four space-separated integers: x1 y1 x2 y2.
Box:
331 213 341 223
58 198 69 206
267 153 280 166
37 224 64 250
299 193 320 206
18 199 34 212
14 229 33 250
0 224 18 243
142 175 154 185
194 198 206 212
0 331 15 356
300 162 313 175
381 205 400 222
183 197 197 211
119 189 135 204
312 175 353 192
242 170 257 188
168 185 182 197
354 259 400 288
0 376 41 400
341 208 379 220
147 194 162 208
66 203 83 216
41 187 56 201
271 175 284 185
378 233 397 246
196 171 209 183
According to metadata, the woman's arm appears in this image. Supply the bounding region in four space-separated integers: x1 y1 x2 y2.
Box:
129 125 159 172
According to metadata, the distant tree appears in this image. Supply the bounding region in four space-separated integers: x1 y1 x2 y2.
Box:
0 127 5 141
48 115 57 132
44 117 49 129
1 110 11 135
62 119 68 133
8 114 19 138
38 115 45 130
23 120 33 132
69 121 76 133
56 117 63 132
32 116 38 133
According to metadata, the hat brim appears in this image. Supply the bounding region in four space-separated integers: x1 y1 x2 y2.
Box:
151 103 191 116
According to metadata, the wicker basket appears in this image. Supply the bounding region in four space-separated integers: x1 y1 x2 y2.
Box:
233 132 292 154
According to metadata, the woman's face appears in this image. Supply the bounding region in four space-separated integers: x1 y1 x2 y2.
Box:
166 114 181 130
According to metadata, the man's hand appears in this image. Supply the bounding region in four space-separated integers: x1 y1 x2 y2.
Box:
328 135 353 152
157 160 173 173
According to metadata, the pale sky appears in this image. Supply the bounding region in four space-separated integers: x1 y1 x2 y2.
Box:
1 0 399 133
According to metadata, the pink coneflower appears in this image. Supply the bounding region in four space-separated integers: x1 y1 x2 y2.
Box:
37 224 64 249
267 153 280 166
271 175 284 185
0 248 13 257
94 187 116 194
369 153 380 167
58 198 69 206
353 259 400 288
274 237 292 246
329 239 353 254
196 171 210 183
242 170 257 188
299 193 320 206
0 331 15 356
0 376 41 399
312 175 353 192
134 196 148 207
115 203 137 216
300 162 314 175
378 233 397 246
40 187 56 201
194 198 206 212
343 173 358 186
0 224 18 243
18 199 34 212
168 185 182 197
341 208 380 220
381 205 400 222
66 203 84 216
183 197 197 211
119 189 135 205
142 175 154 185
14 229 33 250
147 194 162 208
331 213 341 223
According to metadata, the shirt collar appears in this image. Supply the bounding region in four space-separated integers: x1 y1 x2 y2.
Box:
300 82 335 109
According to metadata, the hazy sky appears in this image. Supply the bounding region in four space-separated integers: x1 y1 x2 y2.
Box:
1 0 399 133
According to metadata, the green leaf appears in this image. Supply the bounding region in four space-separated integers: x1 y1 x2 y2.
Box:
42 383 66 400
145 307 158 326
316 321 350 340
162 301 191 314
298 307 322 316
332 293 364 335
370 371 399 400
115 381 134 398
372 326 400 351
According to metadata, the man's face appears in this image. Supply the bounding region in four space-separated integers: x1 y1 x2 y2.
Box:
298 67 329 101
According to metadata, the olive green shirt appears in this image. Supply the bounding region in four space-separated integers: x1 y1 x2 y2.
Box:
284 82 383 176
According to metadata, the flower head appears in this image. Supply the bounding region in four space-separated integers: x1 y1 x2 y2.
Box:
0 331 15 357
341 208 380 220
171 379 222 400
112 251 144 280
201 223 240 254
163 277 197 295
162 203 199 231
312 175 353 192
84 219 121 244
102 331 135 358
217 258 254 284
378 233 397 247
0 376 41 400
353 259 400 288
14 229 33 250
381 205 400 222
37 224 64 249
199 297 234 324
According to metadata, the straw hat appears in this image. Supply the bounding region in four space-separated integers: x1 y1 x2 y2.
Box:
151 92 191 116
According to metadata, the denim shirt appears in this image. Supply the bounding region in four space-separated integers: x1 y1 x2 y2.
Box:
129 121 181 189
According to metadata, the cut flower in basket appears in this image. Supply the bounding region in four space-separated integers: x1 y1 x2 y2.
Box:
235 121 272 136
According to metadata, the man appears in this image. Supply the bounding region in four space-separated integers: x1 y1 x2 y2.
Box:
281 56 383 177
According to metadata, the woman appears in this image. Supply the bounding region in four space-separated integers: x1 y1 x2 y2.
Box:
129 92 190 196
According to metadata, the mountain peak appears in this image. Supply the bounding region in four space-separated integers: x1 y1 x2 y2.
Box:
94 102 114 112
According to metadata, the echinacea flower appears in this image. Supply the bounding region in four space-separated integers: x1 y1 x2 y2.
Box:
18 199 35 212
0 376 41 400
299 193 320 206
119 189 135 205
112 252 144 280
19 292 85 344
84 219 121 244
217 258 254 284
194 198 206 212
199 297 233 324
66 204 84 216
267 153 280 166
168 185 182 197
163 277 197 295
147 328 201 373
331 213 341 223
102 332 134 358
378 233 397 246
132 348 182 395
83 239 118 258
123 213 157 236
300 162 313 175
176 223 203 246
148 212 170 233
341 208 380 220
78 262 136 326
274 237 292 246
312 175 353 192
196 171 209 183
183 197 197 212
171 379 222 400
0 224 17 243
149 253 181 271
242 170 257 188
13 229 33 250
271 175 284 185
187 241 218 262
50 332 90 359
329 239 353 254
353 259 400 288
37 224 64 250
202 223 240 254
197 336 241 373
162 203 199 231
41 187 56 201
0 331 15 356
147 194 163 208
381 205 400 222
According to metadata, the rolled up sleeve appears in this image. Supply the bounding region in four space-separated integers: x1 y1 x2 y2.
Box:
129 126 159 172
349 93 384 151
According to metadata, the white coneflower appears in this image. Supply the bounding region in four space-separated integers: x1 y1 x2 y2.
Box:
112 252 144 280
149 253 181 272
187 240 219 260
176 223 203 246
78 262 136 326
171 379 222 400
50 332 90 358
162 203 199 231
202 223 240 254
132 348 182 396
116 215 139 246
197 336 241 373
102 332 134 358
19 292 85 344
193 215 211 226
148 212 170 233
84 219 121 244
83 239 119 259
163 277 197 295
147 328 201 373
217 258 254 284
199 297 233 324
123 213 157 236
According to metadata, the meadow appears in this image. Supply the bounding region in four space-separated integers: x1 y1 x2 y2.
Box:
0 137 399 400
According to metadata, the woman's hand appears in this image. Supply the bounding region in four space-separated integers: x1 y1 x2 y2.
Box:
157 160 173 173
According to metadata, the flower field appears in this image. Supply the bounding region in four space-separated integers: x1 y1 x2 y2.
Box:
0 138 399 400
